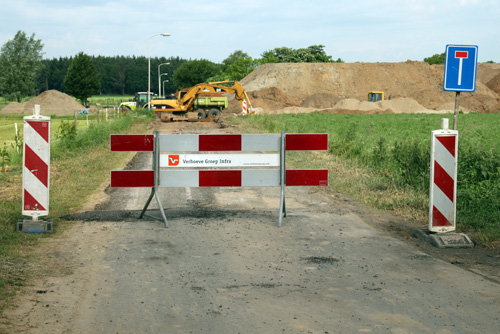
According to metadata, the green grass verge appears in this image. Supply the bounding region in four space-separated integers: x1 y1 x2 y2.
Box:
228 112 500 245
88 95 134 108
0 111 153 314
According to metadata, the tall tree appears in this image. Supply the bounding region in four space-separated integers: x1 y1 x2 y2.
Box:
424 52 446 65
172 59 221 89
0 31 44 102
260 45 340 63
64 52 101 104
221 50 257 81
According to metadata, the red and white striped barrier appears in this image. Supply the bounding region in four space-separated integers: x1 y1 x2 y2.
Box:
429 119 458 232
242 100 248 115
18 105 52 233
111 132 328 227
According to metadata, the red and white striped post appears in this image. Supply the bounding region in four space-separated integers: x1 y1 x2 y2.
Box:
242 100 248 115
18 105 53 233
429 118 458 233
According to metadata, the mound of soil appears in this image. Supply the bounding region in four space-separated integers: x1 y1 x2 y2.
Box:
1 90 84 115
300 93 339 108
486 73 500 96
241 62 500 114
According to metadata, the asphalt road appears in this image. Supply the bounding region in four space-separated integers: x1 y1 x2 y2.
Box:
3 122 499 334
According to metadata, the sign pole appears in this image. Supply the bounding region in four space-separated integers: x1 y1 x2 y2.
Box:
453 92 460 130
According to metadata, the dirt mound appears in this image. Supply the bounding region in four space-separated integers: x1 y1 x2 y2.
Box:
241 62 500 114
1 90 84 115
477 63 500 84
486 73 500 96
300 93 339 108
225 87 300 114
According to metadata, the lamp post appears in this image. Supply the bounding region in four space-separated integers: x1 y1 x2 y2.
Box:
158 62 170 98
159 73 168 98
163 80 169 97
148 33 170 109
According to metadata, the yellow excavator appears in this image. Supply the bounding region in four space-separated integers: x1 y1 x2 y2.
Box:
368 91 385 102
151 80 254 122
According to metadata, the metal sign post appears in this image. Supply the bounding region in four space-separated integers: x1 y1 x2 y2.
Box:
443 44 478 129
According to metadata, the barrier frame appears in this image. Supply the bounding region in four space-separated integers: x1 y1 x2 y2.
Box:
111 131 328 227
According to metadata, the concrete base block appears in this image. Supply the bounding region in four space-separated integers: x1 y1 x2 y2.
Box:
414 228 474 249
17 218 53 234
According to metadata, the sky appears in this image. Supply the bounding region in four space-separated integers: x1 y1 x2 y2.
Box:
1 0 499 63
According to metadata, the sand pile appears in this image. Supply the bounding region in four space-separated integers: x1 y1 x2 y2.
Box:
486 73 500 96
240 62 500 114
1 90 84 115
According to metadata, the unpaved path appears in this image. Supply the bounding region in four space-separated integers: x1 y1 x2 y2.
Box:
2 121 500 334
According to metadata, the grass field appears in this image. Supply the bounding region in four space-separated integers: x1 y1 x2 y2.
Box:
0 113 126 153
229 112 500 244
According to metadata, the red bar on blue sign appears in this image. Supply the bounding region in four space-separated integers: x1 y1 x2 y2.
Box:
455 51 468 58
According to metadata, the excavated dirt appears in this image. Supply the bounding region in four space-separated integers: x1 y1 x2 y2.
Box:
234 61 500 115
1 90 84 115
486 73 500 96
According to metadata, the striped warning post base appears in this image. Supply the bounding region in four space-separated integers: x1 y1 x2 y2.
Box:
429 122 458 232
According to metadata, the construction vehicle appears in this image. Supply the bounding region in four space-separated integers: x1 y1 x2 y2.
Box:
368 91 385 102
150 80 254 122
178 88 229 112
118 92 155 112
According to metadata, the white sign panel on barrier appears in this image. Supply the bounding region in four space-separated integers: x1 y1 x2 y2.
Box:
160 154 280 168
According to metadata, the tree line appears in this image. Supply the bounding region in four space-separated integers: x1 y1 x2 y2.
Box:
37 55 187 97
36 46 341 97
1 31 342 103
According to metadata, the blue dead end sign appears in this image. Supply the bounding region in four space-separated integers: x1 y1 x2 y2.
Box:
443 44 478 92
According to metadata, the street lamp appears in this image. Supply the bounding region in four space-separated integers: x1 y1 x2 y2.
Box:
148 33 170 109
158 62 170 97
163 79 169 97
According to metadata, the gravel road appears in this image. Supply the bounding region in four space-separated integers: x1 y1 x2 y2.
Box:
3 121 499 334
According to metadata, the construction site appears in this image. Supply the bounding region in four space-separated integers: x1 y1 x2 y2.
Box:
2 61 500 116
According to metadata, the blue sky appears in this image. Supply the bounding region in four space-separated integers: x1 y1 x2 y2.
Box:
1 0 499 63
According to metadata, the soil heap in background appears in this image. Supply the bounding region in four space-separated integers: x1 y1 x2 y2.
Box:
238 62 500 114
1 90 84 115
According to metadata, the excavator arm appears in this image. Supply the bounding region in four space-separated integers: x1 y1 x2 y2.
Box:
204 81 254 113
151 80 254 122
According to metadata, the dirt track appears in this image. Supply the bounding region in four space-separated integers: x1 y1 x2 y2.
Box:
2 120 500 334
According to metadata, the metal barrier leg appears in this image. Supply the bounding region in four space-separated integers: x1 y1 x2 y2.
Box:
139 188 155 219
278 130 286 227
139 131 168 227
155 189 168 227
